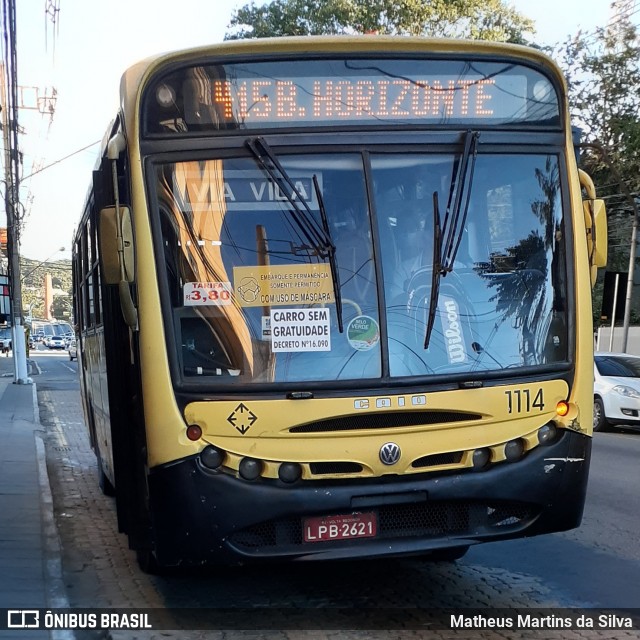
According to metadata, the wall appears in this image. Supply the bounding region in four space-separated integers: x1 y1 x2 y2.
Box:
595 326 640 355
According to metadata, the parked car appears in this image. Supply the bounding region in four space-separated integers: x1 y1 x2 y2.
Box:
48 335 66 350
68 339 77 361
594 352 640 432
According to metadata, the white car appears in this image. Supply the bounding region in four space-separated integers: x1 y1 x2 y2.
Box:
68 339 77 361
594 352 640 432
48 335 66 350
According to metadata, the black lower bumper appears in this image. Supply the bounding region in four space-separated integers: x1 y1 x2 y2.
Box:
147 429 591 566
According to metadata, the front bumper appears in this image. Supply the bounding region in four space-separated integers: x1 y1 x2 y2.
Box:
602 394 640 428
147 428 591 567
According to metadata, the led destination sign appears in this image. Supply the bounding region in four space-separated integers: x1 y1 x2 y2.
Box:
211 76 501 123
146 59 560 133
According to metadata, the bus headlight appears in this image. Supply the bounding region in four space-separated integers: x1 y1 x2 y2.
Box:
278 462 302 483
239 457 263 481
537 423 558 445
504 439 525 462
472 448 491 470
200 445 225 470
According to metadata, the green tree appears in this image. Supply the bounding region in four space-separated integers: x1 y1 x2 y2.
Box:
554 18 640 326
50 296 72 321
225 0 534 43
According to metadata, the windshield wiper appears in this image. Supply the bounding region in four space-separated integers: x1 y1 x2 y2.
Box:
423 130 479 349
441 130 479 272
424 191 442 349
245 137 344 332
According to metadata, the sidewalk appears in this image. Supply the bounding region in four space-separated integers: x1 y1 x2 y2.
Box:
0 354 68 638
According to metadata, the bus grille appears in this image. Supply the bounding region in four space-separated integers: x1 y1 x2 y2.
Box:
229 500 535 550
309 462 364 475
412 451 464 468
288 411 482 433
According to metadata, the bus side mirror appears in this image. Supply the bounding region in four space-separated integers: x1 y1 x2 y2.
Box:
99 206 135 284
99 205 138 328
579 169 607 286
592 198 607 268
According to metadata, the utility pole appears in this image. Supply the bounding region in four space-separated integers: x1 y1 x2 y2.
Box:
2 79 28 383
1 0 29 383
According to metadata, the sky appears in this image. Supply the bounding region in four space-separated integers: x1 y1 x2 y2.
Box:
12 0 616 261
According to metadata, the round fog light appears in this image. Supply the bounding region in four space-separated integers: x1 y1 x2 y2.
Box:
239 457 263 481
505 439 525 462
472 448 491 470
538 423 558 445
278 462 302 483
201 445 225 469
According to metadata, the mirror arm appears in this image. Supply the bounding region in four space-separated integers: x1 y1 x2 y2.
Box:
107 132 138 329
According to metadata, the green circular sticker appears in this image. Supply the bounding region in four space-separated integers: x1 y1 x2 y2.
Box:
347 315 380 351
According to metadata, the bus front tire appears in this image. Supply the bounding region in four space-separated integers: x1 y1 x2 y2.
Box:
136 547 162 574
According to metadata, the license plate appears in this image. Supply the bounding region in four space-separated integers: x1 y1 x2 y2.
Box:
303 512 377 543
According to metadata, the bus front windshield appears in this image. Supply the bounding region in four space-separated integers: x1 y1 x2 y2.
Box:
154 150 567 385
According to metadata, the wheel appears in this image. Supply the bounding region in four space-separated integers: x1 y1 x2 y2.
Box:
96 449 116 496
98 464 116 496
136 547 163 575
593 397 609 432
426 545 470 562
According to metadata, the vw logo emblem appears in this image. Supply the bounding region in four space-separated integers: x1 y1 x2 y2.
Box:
379 442 401 466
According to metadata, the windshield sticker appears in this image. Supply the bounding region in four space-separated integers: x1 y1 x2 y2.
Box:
233 264 335 307
270 308 331 352
347 315 380 351
439 295 468 364
183 281 232 306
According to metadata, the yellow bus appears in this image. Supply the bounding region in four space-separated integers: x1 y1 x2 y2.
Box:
72 36 607 571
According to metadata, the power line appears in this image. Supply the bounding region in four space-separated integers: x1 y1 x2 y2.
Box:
21 139 101 180
564 4 640 46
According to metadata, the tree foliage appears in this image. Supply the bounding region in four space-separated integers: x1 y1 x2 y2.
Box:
554 18 640 324
225 0 534 43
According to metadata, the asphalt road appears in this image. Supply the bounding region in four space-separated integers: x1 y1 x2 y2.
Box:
467 429 640 608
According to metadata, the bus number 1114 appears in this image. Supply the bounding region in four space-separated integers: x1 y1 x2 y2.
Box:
505 388 544 414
